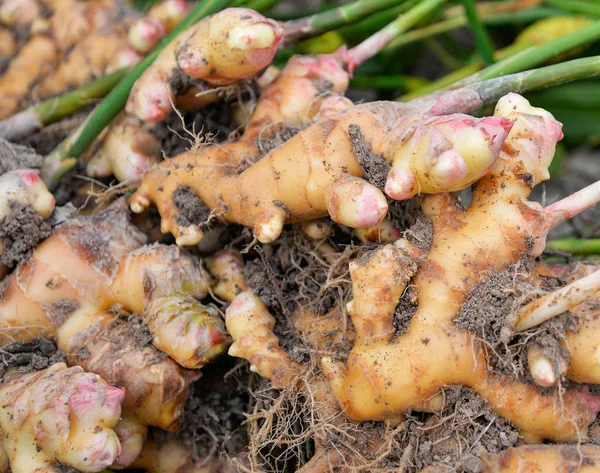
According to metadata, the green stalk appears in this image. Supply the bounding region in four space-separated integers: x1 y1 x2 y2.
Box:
462 0 495 65
281 0 407 47
350 74 428 90
232 0 283 11
459 20 600 85
385 7 560 51
0 69 128 141
346 0 448 66
546 0 600 18
339 3 412 42
417 56 600 114
42 0 232 190
546 239 600 255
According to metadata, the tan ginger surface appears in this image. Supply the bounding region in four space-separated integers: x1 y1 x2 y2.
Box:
0 202 229 430
0 363 124 473
225 93 600 460
131 51 511 245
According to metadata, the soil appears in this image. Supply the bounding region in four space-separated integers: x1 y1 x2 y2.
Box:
0 139 42 173
347 123 390 190
0 201 52 267
0 339 66 378
173 185 212 229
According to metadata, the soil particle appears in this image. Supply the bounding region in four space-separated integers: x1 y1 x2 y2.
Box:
54 462 82 473
454 262 575 380
412 387 521 472
154 93 240 158
393 292 418 336
0 139 42 173
0 201 51 267
387 198 417 232
44 299 80 327
404 215 433 253
255 124 305 157
0 339 66 378
122 313 153 348
173 185 212 228
347 123 390 190
181 358 248 458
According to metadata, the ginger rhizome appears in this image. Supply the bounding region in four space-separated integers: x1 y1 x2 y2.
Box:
126 7 283 122
0 202 231 431
0 0 189 121
130 43 512 245
223 93 600 471
0 363 124 473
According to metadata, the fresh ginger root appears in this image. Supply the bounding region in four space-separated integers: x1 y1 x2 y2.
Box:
86 113 162 182
130 51 353 244
0 202 229 429
126 7 283 122
0 363 124 473
130 47 512 244
0 0 187 120
225 93 600 460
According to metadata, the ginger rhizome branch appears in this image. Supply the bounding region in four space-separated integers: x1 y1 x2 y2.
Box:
224 93 600 472
130 39 511 245
0 363 124 473
0 202 229 431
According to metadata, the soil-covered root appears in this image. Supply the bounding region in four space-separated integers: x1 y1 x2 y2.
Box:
130 67 512 245
126 7 283 122
0 363 124 473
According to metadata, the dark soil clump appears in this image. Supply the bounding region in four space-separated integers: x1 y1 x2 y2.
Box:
0 339 66 377
173 185 212 228
0 201 51 267
347 123 390 190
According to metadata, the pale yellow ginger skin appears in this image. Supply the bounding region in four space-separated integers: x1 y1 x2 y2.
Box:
0 204 227 429
112 414 148 469
128 435 235 473
126 7 283 122
87 113 162 182
226 94 599 445
130 53 351 245
318 94 592 442
0 169 55 219
0 363 124 473
205 249 248 302
130 56 510 245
